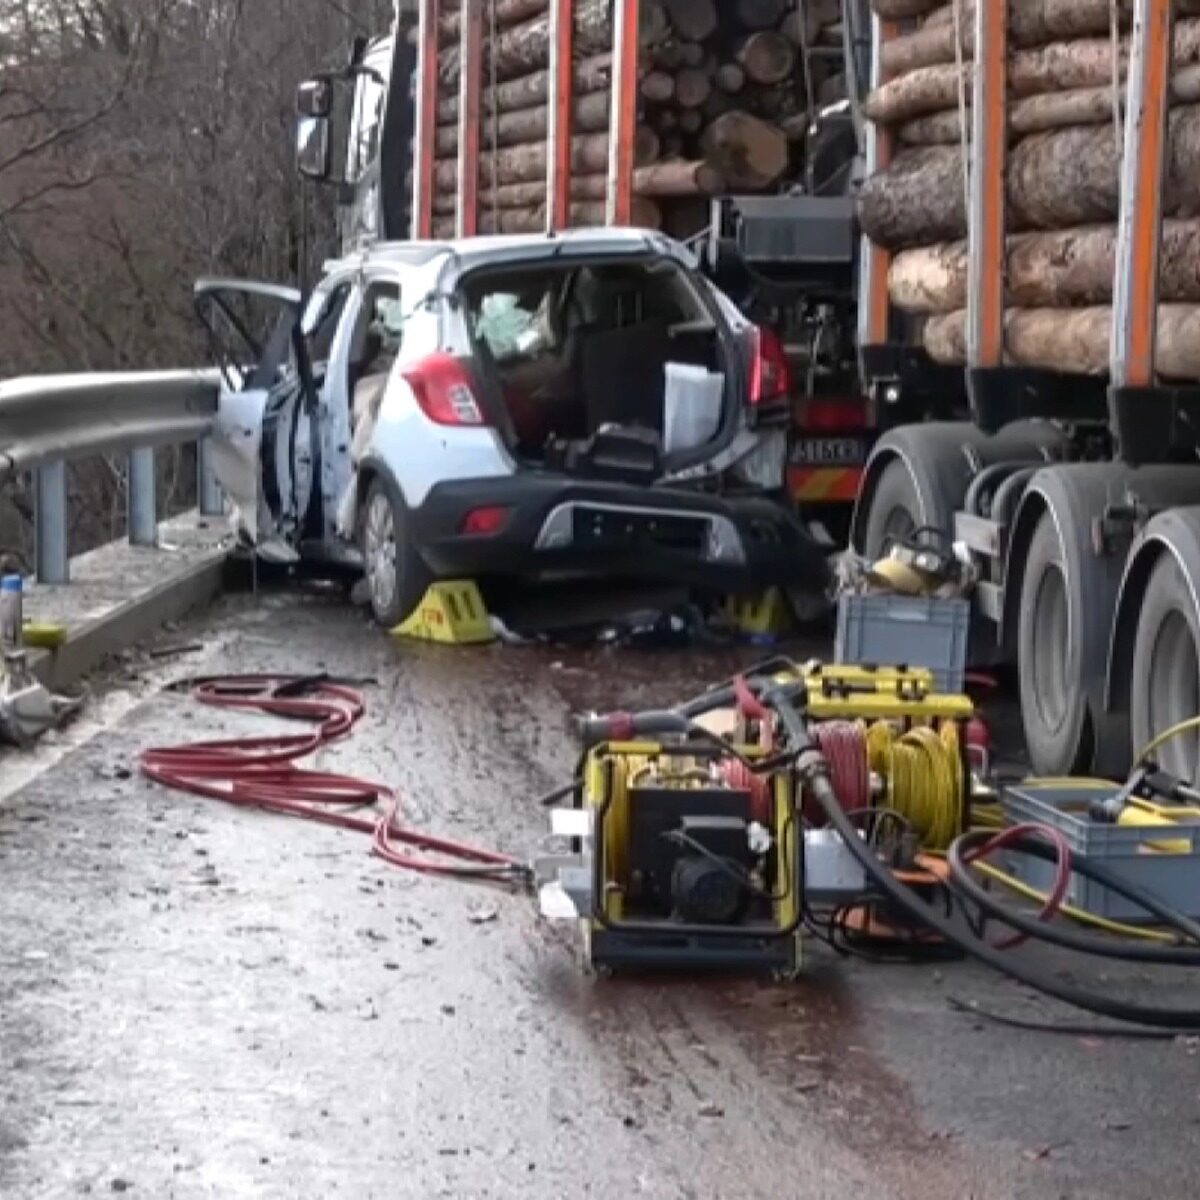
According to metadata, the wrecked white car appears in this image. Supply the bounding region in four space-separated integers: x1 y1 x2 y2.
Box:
196 229 829 628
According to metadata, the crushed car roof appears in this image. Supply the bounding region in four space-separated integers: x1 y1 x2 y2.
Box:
325 227 686 276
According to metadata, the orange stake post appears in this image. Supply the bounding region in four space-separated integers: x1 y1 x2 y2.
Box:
413 0 442 239
966 0 1007 374
607 0 640 226
456 0 483 237
1110 0 1172 390
547 0 574 231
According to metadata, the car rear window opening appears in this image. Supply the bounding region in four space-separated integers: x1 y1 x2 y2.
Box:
462 257 729 470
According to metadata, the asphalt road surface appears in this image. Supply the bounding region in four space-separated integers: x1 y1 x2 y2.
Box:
2 585 1199 1199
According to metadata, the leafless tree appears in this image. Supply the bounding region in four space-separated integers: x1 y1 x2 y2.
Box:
0 0 393 557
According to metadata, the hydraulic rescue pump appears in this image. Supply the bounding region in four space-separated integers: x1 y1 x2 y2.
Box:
535 661 974 976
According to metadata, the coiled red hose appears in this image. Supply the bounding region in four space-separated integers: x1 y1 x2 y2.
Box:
139 676 524 884
811 721 870 821
719 759 772 825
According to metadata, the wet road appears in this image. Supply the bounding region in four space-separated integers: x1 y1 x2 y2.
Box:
2 587 1200 1199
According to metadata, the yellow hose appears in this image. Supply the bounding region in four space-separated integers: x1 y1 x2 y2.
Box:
972 861 1177 944
1137 715 1200 766
971 803 1004 828
867 720 965 851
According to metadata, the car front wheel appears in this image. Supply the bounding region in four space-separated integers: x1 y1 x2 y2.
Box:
360 476 431 629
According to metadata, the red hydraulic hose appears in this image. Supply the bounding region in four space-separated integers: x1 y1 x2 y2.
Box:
140 676 525 884
960 822 1073 950
811 720 870 822
733 673 770 723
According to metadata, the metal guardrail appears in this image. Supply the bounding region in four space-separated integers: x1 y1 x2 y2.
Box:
0 370 224 585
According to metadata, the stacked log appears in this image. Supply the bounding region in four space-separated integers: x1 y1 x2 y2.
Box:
428 0 837 240
858 0 1200 380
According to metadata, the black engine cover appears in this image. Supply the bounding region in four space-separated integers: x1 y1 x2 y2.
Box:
627 790 752 922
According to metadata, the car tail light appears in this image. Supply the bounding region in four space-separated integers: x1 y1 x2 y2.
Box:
748 326 792 406
460 506 510 536
402 353 487 426
803 397 869 431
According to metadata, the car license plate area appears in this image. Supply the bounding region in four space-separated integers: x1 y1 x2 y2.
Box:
572 508 707 554
791 437 868 466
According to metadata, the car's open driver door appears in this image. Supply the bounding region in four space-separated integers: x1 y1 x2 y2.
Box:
194 279 317 563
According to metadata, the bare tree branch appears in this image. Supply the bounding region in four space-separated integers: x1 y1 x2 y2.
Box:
0 170 118 220
0 42 139 178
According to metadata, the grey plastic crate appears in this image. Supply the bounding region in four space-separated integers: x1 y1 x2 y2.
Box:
835 594 970 694
1001 782 1200 922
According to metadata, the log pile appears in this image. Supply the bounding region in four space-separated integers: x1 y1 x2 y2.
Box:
858 0 1200 380
427 0 842 239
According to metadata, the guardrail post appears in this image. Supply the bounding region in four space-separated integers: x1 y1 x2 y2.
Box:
196 438 224 517
35 461 69 585
127 447 157 547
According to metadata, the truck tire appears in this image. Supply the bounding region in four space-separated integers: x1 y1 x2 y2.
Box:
360 475 432 630
1130 554 1200 783
1017 512 1094 774
860 458 921 560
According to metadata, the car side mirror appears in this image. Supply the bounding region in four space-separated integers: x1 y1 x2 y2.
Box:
296 115 331 181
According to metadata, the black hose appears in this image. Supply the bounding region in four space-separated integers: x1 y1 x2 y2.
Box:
945 830 1200 963
945 996 1183 1040
538 779 582 808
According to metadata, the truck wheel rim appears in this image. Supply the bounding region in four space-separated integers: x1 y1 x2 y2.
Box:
1031 563 1069 732
1147 610 1200 781
365 493 398 614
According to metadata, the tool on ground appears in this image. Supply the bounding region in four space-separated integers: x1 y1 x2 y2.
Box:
0 576 83 745
0 650 84 746
536 661 973 976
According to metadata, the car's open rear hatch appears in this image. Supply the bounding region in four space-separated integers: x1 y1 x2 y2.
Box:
459 254 735 483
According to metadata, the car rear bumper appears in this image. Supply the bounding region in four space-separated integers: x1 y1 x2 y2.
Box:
409 475 830 593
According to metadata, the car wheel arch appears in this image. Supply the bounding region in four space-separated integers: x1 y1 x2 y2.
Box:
353 453 413 528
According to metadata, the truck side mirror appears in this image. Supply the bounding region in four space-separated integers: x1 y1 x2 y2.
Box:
296 116 331 181
297 77 333 119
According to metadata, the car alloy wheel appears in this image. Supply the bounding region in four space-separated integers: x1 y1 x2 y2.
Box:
364 489 398 617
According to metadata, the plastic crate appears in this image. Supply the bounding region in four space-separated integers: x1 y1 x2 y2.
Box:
1001 782 1200 922
835 594 970 694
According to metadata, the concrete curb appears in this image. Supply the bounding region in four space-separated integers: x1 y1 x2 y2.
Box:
18 513 231 692
29 553 228 691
